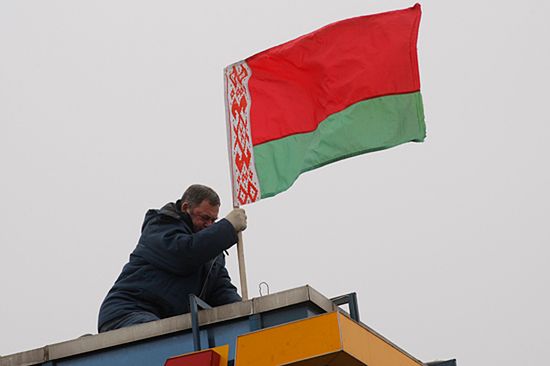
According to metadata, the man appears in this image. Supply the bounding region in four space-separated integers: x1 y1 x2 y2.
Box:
98 184 246 332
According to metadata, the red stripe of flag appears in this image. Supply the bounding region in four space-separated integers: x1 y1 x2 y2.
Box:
246 4 422 146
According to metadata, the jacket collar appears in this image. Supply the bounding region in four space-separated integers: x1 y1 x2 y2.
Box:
159 201 195 232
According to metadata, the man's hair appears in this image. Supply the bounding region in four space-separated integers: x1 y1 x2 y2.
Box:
181 184 220 208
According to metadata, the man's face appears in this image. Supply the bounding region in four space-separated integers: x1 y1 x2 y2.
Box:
182 200 219 232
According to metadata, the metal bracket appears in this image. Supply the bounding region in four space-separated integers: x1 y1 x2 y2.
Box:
189 294 212 352
330 292 360 322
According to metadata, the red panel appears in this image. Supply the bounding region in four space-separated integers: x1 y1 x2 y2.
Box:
246 4 422 145
164 349 220 366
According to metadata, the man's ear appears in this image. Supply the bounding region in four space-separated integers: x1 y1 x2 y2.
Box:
181 202 189 212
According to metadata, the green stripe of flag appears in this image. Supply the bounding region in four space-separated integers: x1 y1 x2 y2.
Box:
253 92 425 199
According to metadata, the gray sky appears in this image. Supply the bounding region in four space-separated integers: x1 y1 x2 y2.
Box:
1 1 549 364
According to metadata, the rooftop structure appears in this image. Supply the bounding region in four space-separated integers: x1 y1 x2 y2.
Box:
1 285 455 366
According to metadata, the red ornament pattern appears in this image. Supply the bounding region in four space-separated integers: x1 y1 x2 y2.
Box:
225 61 260 205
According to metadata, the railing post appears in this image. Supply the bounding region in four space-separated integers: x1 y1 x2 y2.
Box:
330 292 360 322
189 294 212 352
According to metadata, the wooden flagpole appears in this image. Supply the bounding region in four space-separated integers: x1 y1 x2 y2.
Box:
236 229 249 301
231 197 249 301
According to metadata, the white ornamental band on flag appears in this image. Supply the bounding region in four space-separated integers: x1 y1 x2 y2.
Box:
224 61 261 206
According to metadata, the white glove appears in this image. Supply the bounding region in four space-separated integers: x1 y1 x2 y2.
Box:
225 208 247 232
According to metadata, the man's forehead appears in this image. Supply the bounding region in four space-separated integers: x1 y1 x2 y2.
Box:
195 200 220 213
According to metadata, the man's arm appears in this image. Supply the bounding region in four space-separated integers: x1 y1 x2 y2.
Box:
135 218 238 276
204 255 242 306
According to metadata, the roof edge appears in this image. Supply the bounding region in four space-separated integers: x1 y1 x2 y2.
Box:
1 285 331 365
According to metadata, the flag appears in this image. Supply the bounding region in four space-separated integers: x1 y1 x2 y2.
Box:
225 4 425 206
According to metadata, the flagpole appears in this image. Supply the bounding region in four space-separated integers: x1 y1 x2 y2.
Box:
235 223 249 301
231 200 249 301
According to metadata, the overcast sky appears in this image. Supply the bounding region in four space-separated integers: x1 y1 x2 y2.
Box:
1 1 549 365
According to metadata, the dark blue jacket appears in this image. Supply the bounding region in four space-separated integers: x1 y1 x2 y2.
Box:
98 202 241 331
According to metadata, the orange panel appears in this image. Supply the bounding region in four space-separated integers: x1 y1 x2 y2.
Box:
236 313 342 366
236 312 424 366
339 314 423 366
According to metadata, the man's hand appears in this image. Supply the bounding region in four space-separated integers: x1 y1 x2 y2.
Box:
225 208 247 232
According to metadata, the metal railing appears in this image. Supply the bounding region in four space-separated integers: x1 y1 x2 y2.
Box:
189 294 212 352
330 292 360 322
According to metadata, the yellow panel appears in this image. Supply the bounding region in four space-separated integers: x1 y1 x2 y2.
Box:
212 344 229 366
339 314 423 366
236 312 343 366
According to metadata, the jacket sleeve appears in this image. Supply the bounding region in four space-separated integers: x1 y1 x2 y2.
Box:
134 217 238 276
205 255 242 306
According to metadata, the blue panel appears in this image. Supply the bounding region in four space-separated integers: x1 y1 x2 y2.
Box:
262 303 325 328
57 332 196 366
43 301 324 366
248 314 262 331
56 319 251 366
